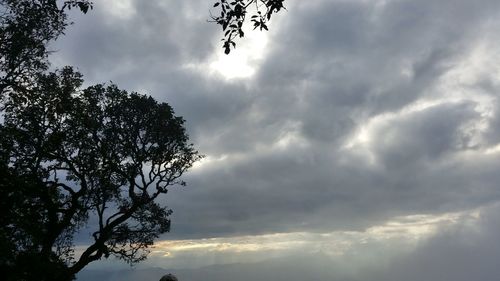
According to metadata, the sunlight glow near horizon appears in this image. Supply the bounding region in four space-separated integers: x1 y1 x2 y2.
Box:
136 209 476 269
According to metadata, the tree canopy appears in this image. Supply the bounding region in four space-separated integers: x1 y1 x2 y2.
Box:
0 0 92 96
0 66 200 280
0 1 203 280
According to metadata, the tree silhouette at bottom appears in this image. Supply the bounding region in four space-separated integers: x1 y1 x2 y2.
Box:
0 67 201 281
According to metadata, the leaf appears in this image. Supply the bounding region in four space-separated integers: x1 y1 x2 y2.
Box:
213 2 220 7
77 2 90 14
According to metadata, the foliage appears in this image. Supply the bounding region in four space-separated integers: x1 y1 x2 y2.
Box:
0 67 201 280
0 1 202 280
0 0 92 96
210 0 285 54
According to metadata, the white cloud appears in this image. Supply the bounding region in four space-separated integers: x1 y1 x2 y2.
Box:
100 0 136 20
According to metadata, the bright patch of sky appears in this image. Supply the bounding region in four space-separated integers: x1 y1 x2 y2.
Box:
80 207 479 271
101 0 136 19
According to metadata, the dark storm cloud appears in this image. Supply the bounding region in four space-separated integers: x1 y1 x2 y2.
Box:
52 0 500 239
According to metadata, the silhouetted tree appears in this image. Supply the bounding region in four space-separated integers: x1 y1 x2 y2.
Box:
0 67 200 280
210 0 286 54
0 0 92 96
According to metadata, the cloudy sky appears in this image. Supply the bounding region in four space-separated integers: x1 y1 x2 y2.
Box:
51 0 500 280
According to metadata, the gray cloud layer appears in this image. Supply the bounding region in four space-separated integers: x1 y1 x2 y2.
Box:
52 0 500 240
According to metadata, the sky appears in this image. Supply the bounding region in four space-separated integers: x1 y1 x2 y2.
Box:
50 0 500 280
